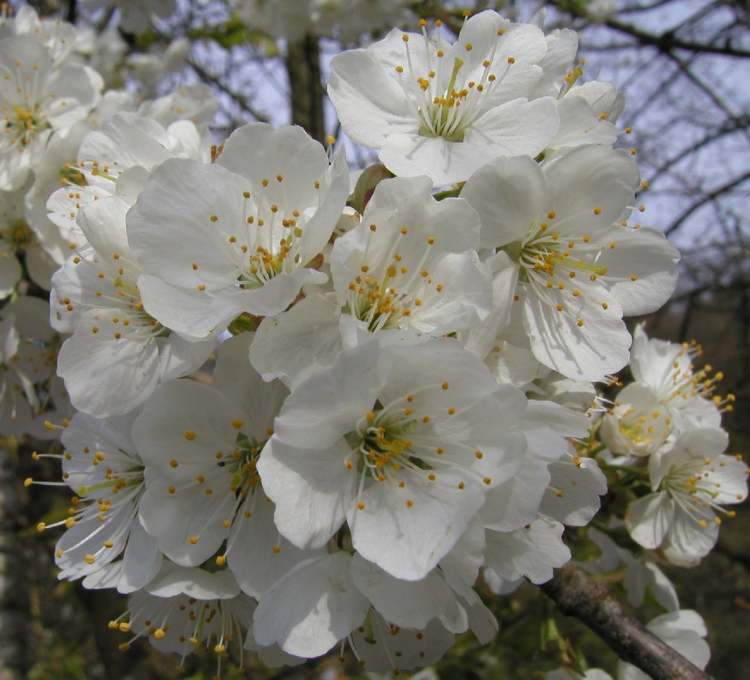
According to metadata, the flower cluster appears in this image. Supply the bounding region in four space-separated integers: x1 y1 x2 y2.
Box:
3 4 744 679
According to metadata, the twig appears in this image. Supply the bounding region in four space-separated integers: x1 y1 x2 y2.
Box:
188 58 270 123
665 170 750 236
541 564 714 680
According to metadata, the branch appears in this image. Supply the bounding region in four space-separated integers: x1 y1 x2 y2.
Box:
541 564 714 680
285 35 325 144
552 1 750 58
188 58 270 124
664 170 750 235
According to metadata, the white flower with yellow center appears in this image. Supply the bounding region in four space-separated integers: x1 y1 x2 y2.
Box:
461 145 679 381
50 196 214 417
0 36 102 190
626 427 748 566
45 111 208 252
133 334 310 598
330 176 489 334
601 325 733 458
126 123 349 339
249 175 492 389
328 11 560 185
259 338 528 581
627 324 730 430
600 383 674 459
31 410 162 594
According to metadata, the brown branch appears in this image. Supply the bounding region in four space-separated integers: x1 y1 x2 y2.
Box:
541 564 714 680
285 35 325 144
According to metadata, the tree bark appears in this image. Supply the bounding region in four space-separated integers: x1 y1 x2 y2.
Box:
541 564 714 680
285 35 326 144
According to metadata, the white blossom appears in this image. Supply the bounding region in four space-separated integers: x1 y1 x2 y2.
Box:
0 35 102 190
50 196 215 416
259 338 529 581
127 123 349 339
626 427 747 566
133 333 311 597
250 174 492 388
43 410 162 594
328 11 562 185
461 145 679 381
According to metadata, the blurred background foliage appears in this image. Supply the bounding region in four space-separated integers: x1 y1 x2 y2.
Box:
2 0 748 678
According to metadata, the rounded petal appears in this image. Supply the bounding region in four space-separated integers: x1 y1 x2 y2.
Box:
462 156 547 249
57 332 161 417
328 49 415 147
350 468 485 581
253 553 369 657
258 437 357 550
625 492 674 550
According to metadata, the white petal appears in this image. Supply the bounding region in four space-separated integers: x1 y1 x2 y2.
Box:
522 282 631 381
544 145 639 234
272 340 383 450
541 457 608 526
350 468 485 581
625 492 674 550
228 490 313 598
350 553 467 633
484 517 571 586
469 97 559 157
57 332 161 417
118 520 162 594
462 155 547 249
253 553 369 657
481 457 550 531
596 227 679 316
249 292 342 390
258 437 356 550
328 49 415 147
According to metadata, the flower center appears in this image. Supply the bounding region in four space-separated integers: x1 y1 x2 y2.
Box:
59 162 87 187
393 31 517 143
346 270 413 331
1 219 34 251
616 405 670 452
226 431 264 495
5 104 48 148
511 224 609 284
